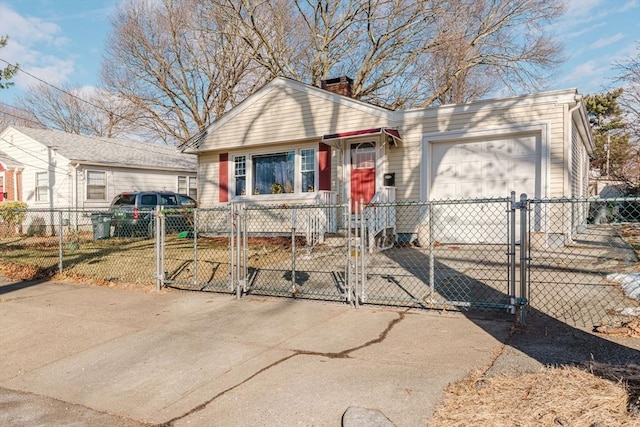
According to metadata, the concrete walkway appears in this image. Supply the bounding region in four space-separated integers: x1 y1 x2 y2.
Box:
0 278 510 426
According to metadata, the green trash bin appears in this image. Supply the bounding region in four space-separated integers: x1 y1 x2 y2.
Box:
91 212 112 240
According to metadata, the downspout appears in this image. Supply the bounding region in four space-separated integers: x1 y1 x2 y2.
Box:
565 95 583 244
567 95 582 197
70 163 79 210
13 168 19 201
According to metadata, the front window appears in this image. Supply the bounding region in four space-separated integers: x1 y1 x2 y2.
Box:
178 176 197 199
35 172 48 202
232 147 317 197
301 149 315 192
234 155 246 196
86 170 106 200
252 151 294 195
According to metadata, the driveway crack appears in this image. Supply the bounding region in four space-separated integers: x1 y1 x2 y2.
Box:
156 310 407 426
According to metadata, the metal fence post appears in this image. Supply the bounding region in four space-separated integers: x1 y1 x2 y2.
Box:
518 193 529 324
347 200 353 304
428 203 435 300
230 204 235 293
236 205 242 299
58 210 63 274
291 208 297 295
360 201 366 306
509 191 517 313
155 205 164 291
193 209 198 287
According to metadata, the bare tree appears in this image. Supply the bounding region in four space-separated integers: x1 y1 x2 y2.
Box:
101 0 566 142
16 83 138 138
614 43 640 191
616 44 640 142
220 0 565 108
102 0 263 144
0 102 44 131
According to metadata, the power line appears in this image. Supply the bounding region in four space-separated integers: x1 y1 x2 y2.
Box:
0 100 35 115
0 58 108 113
0 58 187 143
0 110 45 128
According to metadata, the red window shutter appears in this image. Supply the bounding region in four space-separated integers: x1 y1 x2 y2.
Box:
219 153 229 202
318 143 331 191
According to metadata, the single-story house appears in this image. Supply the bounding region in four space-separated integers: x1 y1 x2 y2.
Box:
182 76 593 245
0 126 197 210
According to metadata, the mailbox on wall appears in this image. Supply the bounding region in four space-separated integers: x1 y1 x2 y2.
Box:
383 173 395 187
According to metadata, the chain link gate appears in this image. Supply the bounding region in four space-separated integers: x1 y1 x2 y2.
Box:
356 197 520 315
234 202 353 302
156 205 236 293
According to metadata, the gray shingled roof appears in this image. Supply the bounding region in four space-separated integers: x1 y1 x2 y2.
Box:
0 150 22 168
13 127 196 171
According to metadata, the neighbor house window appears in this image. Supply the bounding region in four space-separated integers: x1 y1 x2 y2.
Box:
252 151 294 194
234 156 246 196
35 171 48 202
178 176 197 199
86 170 106 200
301 149 315 192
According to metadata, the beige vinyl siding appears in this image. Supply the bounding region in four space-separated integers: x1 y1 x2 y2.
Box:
398 100 567 200
199 85 393 151
198 151 220 207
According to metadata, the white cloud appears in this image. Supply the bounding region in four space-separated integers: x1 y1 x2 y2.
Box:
592 33 625 49
617 0 639 12
0 4 76 93
0 5 68 47
560 60 612 91
564 0 606 19
563 22 606 40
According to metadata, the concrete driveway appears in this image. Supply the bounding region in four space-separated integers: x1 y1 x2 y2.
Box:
0 277 511 426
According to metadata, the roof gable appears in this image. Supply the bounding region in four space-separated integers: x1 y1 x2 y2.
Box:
3 126 196 171
185 77 397 152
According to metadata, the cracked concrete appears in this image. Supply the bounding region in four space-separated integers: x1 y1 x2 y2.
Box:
1 278 510 426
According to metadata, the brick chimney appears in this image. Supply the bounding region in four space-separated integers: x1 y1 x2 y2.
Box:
320 76 353 98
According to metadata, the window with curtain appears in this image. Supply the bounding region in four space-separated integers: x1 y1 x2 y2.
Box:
301 149 315 192
178 176 197 199
234 155 246 195
35 171 48 202
86 170 106 200
252 151 294 195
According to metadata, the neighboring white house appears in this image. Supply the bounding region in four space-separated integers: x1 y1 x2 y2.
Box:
0 126 197 210
182 76 594 244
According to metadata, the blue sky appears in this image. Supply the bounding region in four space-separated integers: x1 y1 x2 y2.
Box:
0 0 639 105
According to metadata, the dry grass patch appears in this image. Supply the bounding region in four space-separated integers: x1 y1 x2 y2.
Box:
431 366 639 426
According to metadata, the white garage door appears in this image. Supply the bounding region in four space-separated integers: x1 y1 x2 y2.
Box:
429 133 541 243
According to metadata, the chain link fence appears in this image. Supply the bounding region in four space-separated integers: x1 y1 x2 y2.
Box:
0 196 638 327
0 209 156 285
360 199 513 312
526 197 640 327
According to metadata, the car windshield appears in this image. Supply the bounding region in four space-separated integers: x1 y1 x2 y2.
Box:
178 195 196 207
112 194 136 206
161 194 178 205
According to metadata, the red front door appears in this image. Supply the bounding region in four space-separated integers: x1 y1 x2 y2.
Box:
350 142 376 212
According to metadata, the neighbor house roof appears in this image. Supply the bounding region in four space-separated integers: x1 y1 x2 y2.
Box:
8 126 196 171
0 149 23 169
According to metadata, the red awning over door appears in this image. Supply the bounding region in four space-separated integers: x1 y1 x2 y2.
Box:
322 127 401 146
